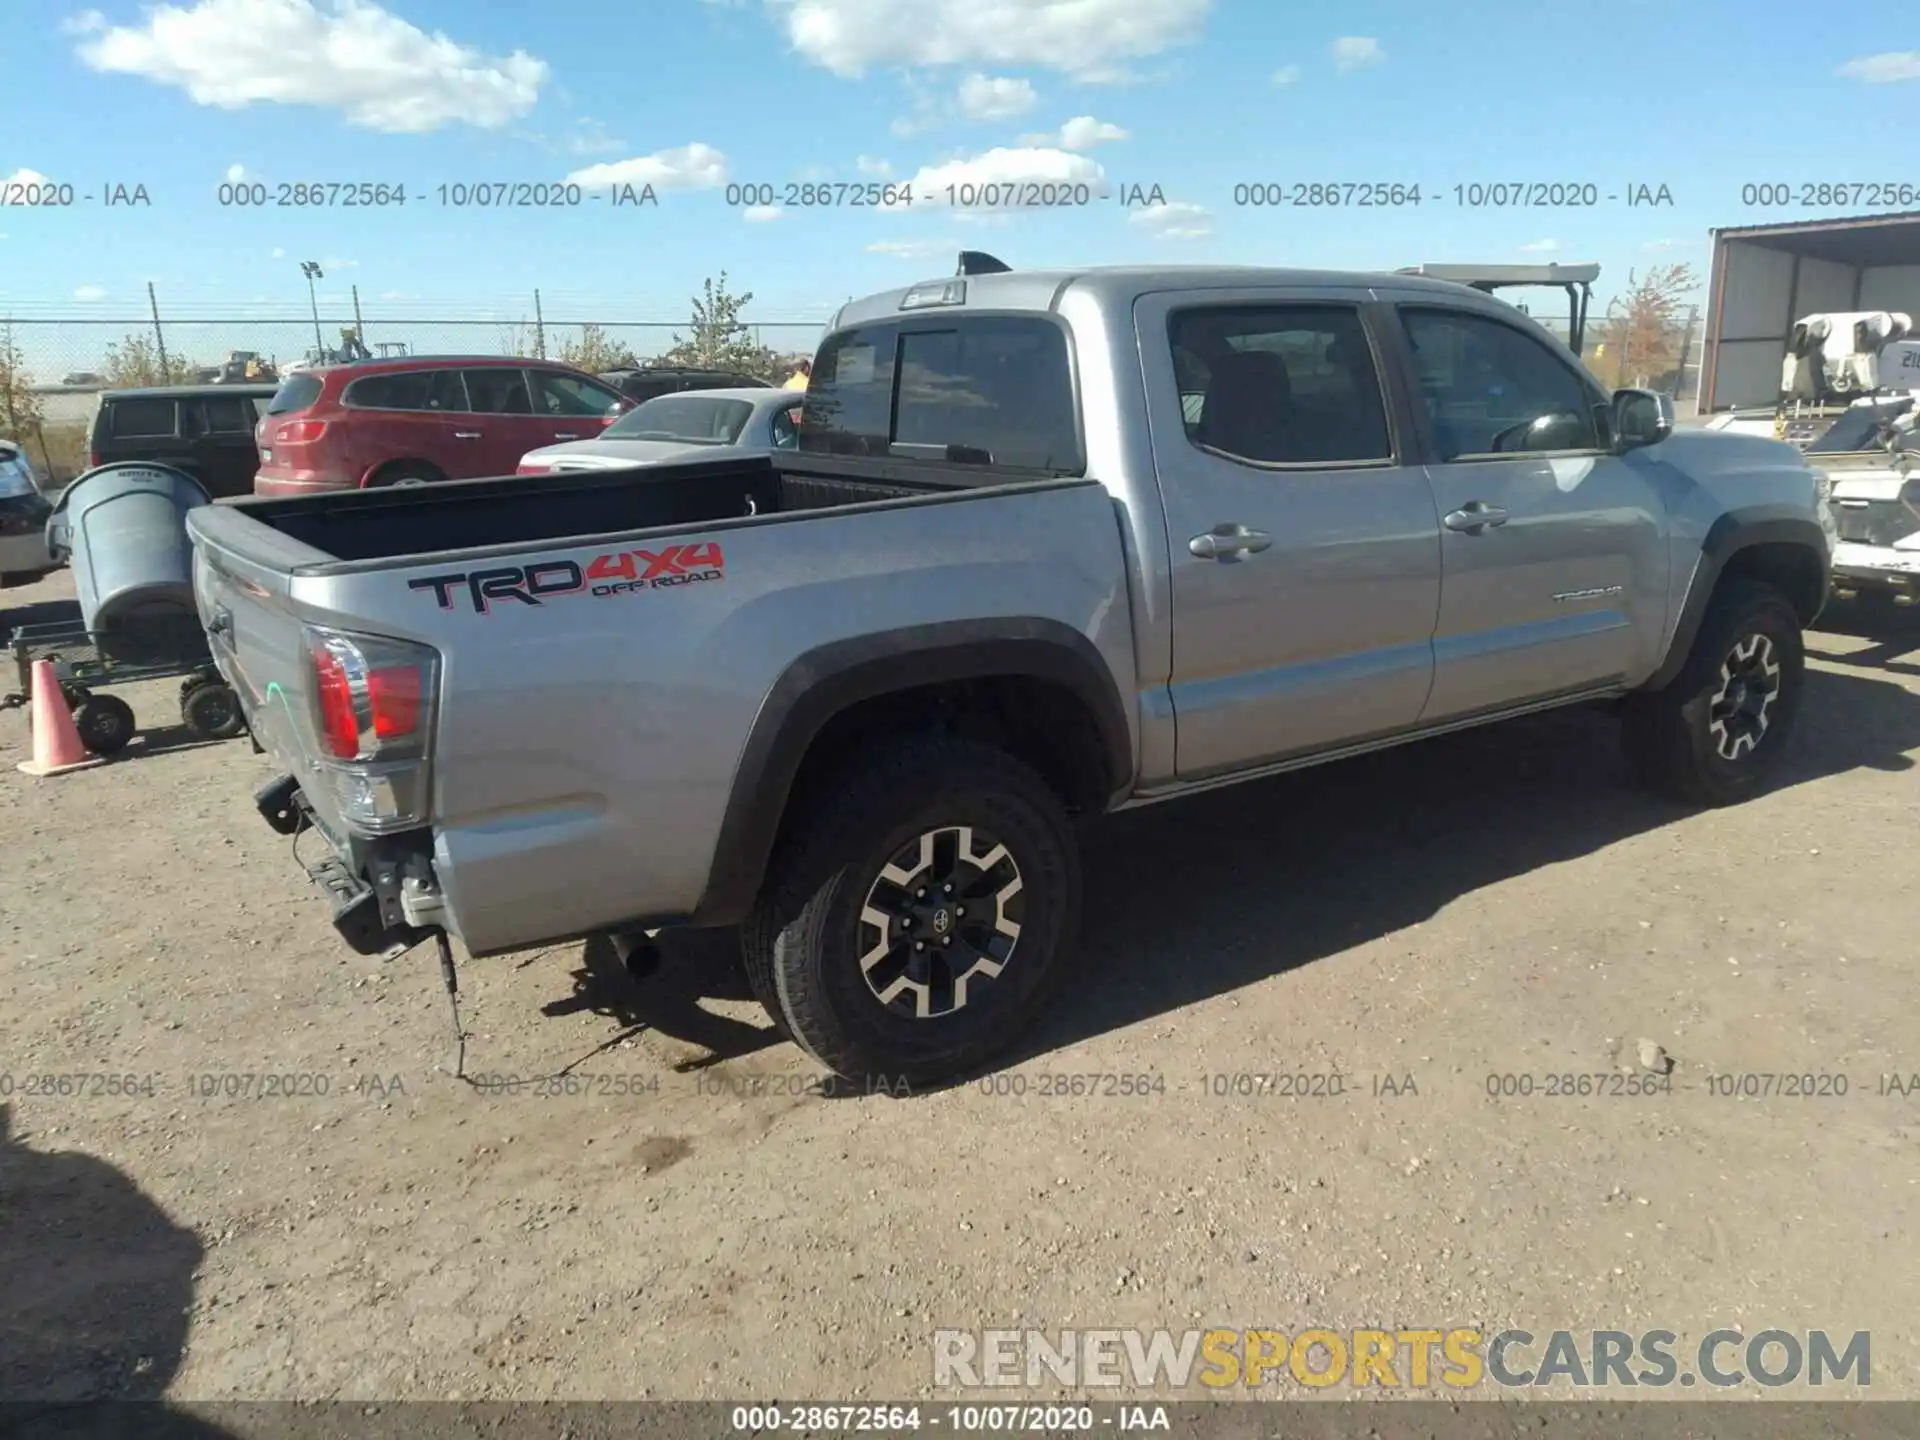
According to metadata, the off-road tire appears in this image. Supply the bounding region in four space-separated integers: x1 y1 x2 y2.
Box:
1622 579 1804 806
752 736 1080 1085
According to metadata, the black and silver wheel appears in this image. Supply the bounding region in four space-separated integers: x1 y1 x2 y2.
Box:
181 680 246 740
749 736 1080 1084
72 693 136 756
1623 579 1804 806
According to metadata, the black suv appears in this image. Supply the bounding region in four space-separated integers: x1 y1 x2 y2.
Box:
87 384 279 499
596 367 772 404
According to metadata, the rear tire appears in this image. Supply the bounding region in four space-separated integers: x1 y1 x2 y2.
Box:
368 462 442 488
1622 579 1804 806
752 736 1080 1085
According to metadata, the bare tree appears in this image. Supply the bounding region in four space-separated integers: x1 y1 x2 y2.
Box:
0 323 45 442
560 323 639 373
1594 264 1699 390
100 331 199 387
661 273 780 379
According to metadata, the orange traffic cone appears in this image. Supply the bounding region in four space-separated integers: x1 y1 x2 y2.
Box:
16 660 105 777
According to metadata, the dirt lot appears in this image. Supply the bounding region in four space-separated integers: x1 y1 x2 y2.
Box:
2 565 1918 1407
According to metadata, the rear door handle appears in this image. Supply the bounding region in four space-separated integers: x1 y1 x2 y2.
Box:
1189 525 1273 560
552 432 579 440
1443 502 1509 533
453 431 482 440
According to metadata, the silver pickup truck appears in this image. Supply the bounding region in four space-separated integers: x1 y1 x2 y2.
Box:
189 260 1831 1084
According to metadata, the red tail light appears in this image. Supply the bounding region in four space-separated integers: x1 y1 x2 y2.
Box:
306 631 436 761
515 463 547 475
278 420 328 444
88 450 101 468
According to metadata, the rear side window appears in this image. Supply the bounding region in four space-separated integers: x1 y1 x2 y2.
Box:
531 370 622 417
462 368 533 414
267 375 323 415
107 398 176 438
1170 305 1393 465
802 317 1081 472
203 396 255 434
345 369 467 411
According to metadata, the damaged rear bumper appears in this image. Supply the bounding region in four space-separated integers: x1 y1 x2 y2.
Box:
255 772 450 957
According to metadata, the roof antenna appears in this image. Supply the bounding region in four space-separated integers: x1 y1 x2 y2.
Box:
957 251 1011 276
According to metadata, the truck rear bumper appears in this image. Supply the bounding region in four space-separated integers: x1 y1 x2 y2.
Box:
255 773 445 957
1832 541 1920 588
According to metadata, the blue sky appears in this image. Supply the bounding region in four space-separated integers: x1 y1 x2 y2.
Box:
2 0 1919 350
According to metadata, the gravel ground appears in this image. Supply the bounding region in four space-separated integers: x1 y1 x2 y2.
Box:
2 566 1917 1409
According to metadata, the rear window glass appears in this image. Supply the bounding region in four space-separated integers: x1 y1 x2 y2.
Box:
267 375 323 415
203 396 255 434
605 395 754 442
801 318 1080 472
107 398 176 438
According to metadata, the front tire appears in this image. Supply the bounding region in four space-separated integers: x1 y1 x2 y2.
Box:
753 737 1080 1085
1622 579 1805 805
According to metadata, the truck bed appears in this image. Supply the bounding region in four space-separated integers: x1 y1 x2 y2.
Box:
226 455 976 566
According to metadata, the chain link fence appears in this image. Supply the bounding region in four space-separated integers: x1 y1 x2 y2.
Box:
0 312 830 480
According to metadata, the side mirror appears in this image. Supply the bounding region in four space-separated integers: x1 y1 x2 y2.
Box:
1613 388 1673 452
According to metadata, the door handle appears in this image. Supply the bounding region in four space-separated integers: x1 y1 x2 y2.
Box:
453 430 482 440
552 432 579 440
1189 525 1273 560
1443 502 1510 534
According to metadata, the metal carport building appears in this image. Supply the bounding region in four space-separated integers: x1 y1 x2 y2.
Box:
1697 211 1920 414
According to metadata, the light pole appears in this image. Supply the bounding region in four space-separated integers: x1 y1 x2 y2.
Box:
300 261 324 356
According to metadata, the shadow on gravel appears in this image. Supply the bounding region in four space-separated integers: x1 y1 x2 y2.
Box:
536 930 779 1073
1003 661 1920 1068
1808 597 1920 675
0 1105 243 1437
0 596 83 632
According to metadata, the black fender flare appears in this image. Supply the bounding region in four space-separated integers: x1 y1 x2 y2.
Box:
1643 509 1830 692
692 617 1133 926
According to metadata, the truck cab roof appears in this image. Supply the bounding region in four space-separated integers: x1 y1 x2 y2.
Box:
829 264 1486 332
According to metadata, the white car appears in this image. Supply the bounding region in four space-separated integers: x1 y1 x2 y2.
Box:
516 387 804 474
0 440 55 587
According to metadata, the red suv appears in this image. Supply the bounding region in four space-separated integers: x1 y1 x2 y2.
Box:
252 355 629 495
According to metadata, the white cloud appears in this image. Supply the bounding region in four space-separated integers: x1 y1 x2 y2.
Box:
1129 199 1210 239
225 162 249 182
270 246 286 258
1271 63 1301 85
868 238 957 258
892 146 1110 210
779 0 1209 81
1643 238 1681 253
3 168 51 187
566 118 625 155
67 0 549 134
958 73 1037 121
73 285 108 301
1518 238 1560 253
856 154 892 176
378 290 413 299
743 204 785 222
1331 36 1384 73
566 142 729 191
1838 51 1920 83
319 256 357 269
1023 115 1129 149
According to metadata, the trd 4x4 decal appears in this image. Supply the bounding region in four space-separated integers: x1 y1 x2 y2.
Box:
410 542 725 614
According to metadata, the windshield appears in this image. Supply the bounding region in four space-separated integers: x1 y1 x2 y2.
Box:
0 447 36 498
603 394 755 443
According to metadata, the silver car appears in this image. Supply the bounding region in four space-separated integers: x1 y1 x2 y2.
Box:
516 386 803 474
